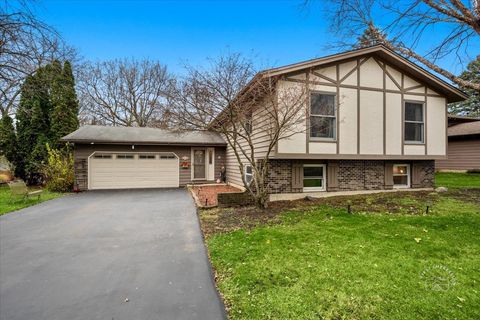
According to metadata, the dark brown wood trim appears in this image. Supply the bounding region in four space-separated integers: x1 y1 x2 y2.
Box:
306 70 310 154
424 86 428 155
401 73 405 155
338 61 358 84
405 84 424 92
311 70 337 84
383 60 386 155
357 58 360 154
271 153 447 160
336 64 340 154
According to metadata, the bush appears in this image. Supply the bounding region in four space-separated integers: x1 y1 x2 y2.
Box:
466 169 480 174
42 144 74 192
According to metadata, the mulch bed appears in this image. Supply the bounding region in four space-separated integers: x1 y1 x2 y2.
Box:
198 189 480 238
190 184 242 207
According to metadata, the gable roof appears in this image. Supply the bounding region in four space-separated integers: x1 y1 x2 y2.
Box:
448 121 480 137
61 125 226 146
256 45 467 103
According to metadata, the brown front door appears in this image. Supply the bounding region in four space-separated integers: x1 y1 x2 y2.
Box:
193 149 206 179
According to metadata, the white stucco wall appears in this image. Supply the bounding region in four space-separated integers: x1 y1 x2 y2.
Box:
359 90 383 154
385 93 402 155
427 96 447 155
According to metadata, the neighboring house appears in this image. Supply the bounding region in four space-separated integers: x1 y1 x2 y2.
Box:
62 45 467 197
436 116 480 171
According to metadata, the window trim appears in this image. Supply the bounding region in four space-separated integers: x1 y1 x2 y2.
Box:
309 91 337 142
244 164 253 186
404 100 425 145
303 164 326 192
393 164 410 189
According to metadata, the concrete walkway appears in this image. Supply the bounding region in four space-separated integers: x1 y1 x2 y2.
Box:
0 189 225 320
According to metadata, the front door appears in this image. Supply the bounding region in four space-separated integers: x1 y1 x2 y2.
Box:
193 149 206 180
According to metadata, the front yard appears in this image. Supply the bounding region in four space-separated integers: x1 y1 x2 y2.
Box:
200 174 480 319
0 185 64 215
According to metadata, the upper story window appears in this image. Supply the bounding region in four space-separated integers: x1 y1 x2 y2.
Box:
404 102 424 143
310 93 336 139
244 111 253 134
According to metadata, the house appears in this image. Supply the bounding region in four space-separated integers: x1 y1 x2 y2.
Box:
62 45 467 197
436 116 480 171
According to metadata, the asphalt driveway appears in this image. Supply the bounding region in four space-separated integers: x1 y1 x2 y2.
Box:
0 189 226 320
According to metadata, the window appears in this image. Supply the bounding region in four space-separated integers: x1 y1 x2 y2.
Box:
393 164 410 188
244 165 253 185
159 154 175 160
404 102 424 143
139 154 155 159
303 164 326 191
310 93 336 139
208 149 213 165
116 154 134 159
244 111 253 134
93 154 112 159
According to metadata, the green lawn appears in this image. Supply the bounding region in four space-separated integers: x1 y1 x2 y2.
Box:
205 189 480 319
0 185 65 215
436 172 480 188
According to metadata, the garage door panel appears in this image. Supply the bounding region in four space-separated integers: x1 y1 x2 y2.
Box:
89 153 179 189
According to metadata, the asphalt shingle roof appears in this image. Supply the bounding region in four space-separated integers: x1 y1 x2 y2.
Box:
448 121 480 137
61 125 226 145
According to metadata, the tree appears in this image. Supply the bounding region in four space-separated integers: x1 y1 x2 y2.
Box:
77 59 175 127
0 114 17 166
50 60 79 142
0 1 77 117
449 56 480 117
305 0 480 91
354 22 386 48
14 60 78 183
171 53 308 208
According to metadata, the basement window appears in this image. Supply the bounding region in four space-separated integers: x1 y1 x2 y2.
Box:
393 164 410 188
303 164 326 192
244 165 253 185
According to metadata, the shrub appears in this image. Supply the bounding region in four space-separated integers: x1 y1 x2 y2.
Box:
43 144 74 192
466 169 480 174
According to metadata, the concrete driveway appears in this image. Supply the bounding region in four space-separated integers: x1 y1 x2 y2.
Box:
0 189 226 320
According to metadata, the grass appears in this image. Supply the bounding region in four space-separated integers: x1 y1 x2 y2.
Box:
0 185 65 215
201 176 480 319
436 172 480 188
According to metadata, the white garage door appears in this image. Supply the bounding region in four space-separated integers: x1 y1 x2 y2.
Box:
89 152 179 190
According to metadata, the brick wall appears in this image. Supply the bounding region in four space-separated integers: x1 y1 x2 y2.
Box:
266 159 435 193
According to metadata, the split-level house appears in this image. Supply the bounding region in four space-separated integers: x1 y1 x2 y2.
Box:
62 45 467 198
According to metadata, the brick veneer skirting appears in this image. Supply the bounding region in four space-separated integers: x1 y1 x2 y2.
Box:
266 159 435 194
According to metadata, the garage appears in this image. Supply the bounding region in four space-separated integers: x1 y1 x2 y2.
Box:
88 152 179 190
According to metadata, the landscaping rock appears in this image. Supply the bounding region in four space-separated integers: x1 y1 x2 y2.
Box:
435 187 448 193
305 196 318 201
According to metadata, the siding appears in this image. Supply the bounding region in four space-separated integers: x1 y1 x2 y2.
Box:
225 99 274 188
74 144 226 189
436 137 480 170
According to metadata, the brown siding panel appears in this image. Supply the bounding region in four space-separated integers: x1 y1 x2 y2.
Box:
291 161 303 189
384 162 393 189
327 161 339 191
436 138 480 170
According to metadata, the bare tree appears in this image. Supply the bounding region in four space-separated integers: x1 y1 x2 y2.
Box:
77 59 175 127
0 1 76 116
171 53 308 208
304 0 480 91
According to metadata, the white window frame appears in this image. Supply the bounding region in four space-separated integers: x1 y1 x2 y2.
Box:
244 164 253 186
303 164 326 192
404 101 425 144
309 92 337 141
393 164 410 188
